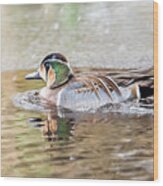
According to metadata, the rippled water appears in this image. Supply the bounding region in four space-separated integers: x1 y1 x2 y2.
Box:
1 69 154 180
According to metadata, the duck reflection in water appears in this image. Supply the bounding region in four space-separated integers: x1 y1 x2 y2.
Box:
29 112 75 141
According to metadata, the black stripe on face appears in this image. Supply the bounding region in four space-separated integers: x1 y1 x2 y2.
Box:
45 62 50 81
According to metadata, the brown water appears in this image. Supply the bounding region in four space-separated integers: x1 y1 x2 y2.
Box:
1 69 154 180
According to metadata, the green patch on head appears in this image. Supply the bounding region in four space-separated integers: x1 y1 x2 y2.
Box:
50 60 71 87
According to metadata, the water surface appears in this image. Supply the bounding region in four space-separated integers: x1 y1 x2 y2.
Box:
1 1 153 71
1 69 154 180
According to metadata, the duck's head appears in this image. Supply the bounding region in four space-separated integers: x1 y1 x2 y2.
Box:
25 53 73 88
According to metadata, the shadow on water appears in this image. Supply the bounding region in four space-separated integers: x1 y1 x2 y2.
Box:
1 68 154 180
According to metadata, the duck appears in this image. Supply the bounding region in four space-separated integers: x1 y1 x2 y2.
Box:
25 53 143 112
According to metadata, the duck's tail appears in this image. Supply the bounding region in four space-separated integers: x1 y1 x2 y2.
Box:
129 82 154 101
129 83 141 100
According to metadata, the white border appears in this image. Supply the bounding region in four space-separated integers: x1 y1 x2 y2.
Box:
1 1 162 186
0 0 154 4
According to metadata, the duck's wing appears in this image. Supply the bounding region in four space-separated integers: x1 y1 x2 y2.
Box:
107 68 153 86
75 74 123 100
106 68 154 98
57 75 123 112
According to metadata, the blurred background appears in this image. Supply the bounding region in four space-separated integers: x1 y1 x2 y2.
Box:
1 1 153 71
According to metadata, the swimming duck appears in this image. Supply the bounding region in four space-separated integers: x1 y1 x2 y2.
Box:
25 53 141 112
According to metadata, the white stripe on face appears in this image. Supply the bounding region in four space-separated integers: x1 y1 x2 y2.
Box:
38 64 46 82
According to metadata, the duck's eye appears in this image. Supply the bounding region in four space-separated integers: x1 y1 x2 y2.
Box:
44 62 50 72
45 62 50 68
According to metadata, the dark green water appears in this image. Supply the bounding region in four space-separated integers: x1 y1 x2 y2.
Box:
1 69 154 180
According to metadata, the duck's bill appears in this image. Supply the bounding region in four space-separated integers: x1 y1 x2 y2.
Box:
25 71 42 80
